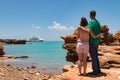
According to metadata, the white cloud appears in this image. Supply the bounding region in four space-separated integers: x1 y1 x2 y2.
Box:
32 24 41 29
0 34 7 37
69 26 74 30
48 21 75 31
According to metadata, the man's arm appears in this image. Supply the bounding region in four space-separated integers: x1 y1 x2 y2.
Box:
78 26 89 33
89 28 100 38
78 26 100 38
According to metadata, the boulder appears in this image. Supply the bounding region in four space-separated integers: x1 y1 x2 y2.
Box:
66 52 78 63
16 56 29 58
62 43 76 50
100 25 116 45
99 46 120 68
0 46 6 55
61 34 77 43
114 30 120 42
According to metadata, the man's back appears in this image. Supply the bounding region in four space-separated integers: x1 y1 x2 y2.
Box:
88 19 101 44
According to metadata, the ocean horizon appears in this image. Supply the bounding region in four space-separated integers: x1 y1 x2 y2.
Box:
3 41 72 74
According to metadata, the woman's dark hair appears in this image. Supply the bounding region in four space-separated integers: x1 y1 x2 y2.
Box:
80 17 88 27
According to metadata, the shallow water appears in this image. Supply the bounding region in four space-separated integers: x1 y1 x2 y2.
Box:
3 41 72 74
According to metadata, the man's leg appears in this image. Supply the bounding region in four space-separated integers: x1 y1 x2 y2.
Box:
89 43 101 74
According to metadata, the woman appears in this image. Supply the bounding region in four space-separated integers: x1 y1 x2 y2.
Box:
76 17 100 76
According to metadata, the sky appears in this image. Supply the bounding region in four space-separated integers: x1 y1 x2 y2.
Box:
0 0 120 41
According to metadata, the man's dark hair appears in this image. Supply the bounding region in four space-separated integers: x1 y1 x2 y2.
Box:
90 10 96 17
80 17 88 27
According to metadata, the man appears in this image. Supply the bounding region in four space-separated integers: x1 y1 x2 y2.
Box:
88 10 101 75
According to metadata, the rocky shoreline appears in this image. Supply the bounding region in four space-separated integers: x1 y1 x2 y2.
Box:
0 63 61 80
0 45 120 80
0 45 60 80
0 25 120 80
61 62 120 80
0 48 120 80
0 61 119 80
0 44 60 80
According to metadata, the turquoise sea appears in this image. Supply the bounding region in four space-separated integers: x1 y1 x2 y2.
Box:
3 41 72 74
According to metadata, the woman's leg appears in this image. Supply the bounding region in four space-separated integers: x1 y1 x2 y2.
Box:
77 53 83 75
83 52 88 75
76 42 84 75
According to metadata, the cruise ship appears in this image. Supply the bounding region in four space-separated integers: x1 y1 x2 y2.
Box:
28 36 44 42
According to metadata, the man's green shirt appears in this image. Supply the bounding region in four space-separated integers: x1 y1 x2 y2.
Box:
88 19 101 44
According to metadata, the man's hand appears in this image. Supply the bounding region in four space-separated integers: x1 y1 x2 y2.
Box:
99 33 104 38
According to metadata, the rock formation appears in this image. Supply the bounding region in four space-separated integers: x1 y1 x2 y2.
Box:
100 25 119 45
0 46 6 55
61 34 78 63
61 25 120 68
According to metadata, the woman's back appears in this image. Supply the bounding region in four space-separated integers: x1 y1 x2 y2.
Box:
78 27 89 43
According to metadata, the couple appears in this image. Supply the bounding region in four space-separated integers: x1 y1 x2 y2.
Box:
76 10 101 76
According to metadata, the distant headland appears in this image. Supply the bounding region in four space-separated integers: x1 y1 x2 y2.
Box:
0 39 26 44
